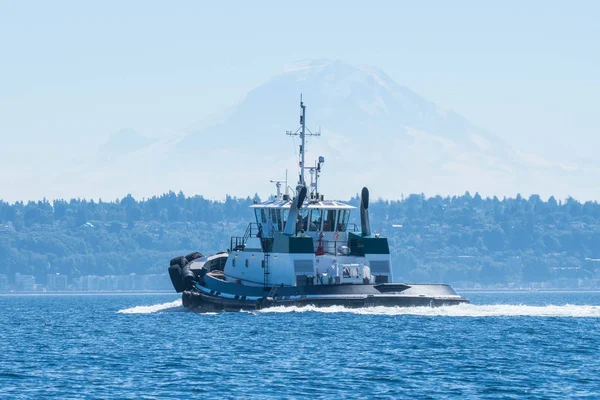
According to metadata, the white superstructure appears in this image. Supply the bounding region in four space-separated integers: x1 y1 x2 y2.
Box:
221 98 394 288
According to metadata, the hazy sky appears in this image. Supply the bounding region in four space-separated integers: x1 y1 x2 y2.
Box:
1 1 599 177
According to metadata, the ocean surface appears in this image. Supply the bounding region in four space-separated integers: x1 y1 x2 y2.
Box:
1 291 600 399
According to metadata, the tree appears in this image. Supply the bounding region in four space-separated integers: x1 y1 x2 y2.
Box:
483 225 505 251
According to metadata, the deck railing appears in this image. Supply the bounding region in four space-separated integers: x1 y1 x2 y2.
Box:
230 222 260 251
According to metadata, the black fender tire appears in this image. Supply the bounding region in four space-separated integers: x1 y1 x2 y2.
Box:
168 256 188 293
181 263 195 290
185 252 203 263
170 256 188 268
169 264 185 293
182 291 201 309
182 291 192 308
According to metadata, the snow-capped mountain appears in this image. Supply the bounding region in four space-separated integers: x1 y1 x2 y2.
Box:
15 59 597 202
168 59 575 201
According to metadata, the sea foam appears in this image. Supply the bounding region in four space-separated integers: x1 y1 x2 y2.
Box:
117 300 600 317
258 303 600 317
117 299 183 314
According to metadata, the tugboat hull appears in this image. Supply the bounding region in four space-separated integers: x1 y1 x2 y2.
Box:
179 273 469 312
183 289 469 312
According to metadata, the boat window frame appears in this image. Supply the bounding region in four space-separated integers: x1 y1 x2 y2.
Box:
309 209 322 231
282 209 289 230
322 209 337 232
269 208 284 232
260 209 267 224
337 209 350 232
297 209 309 233
254 209 262 230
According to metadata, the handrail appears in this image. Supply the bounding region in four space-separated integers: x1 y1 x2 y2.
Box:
230 222 260 251
243 223 252 241
348 223 360 232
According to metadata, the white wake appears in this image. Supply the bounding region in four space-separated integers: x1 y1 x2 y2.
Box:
117 299 183 314
117 301 600 317
258 303 600 318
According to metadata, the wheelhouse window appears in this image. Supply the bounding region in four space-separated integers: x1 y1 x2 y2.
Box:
254 209 262 228
297 209 309 232
322 209 336 232
309 209 322 231
255 208 268 232
276 209 283 232
260 209 267 223
269 208 284 232
337 209 350 232
282 209 289 230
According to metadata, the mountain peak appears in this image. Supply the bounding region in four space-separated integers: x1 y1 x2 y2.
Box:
98 128 155 161
72 60 590 202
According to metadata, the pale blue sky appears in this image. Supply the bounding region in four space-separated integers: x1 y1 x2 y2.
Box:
1 1 599 165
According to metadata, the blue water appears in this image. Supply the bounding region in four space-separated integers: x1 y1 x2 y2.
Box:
2 292 600 399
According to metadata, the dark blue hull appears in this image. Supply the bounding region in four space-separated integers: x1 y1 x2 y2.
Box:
181 274 469 312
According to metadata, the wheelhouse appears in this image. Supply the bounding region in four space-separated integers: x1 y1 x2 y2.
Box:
252 200 353 234
249 199 356 255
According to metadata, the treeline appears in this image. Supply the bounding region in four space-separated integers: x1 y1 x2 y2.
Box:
1 191 600 287
0 192 260 228
0 192 258 283
366 193 600 286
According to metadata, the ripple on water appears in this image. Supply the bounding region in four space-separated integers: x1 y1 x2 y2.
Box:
1 292 600 399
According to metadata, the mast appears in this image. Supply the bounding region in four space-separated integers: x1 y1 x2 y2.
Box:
286 96 321 192
300 99 307 186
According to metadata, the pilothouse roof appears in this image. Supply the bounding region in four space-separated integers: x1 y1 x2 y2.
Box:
251 199 355 210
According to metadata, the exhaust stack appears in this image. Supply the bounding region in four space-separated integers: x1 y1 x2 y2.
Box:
284 186 307 236
360 187 371 237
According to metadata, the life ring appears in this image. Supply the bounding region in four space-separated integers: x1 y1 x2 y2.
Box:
333 232 340 240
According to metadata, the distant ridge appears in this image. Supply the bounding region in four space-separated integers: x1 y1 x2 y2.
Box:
98 128 155 163
7 59 599 202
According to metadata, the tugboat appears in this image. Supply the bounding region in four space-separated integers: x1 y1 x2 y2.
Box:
168 98 469 311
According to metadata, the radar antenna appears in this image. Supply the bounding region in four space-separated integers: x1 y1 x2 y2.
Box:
270 170 288 200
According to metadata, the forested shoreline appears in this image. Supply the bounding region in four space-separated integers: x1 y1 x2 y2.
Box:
1 191 600 288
